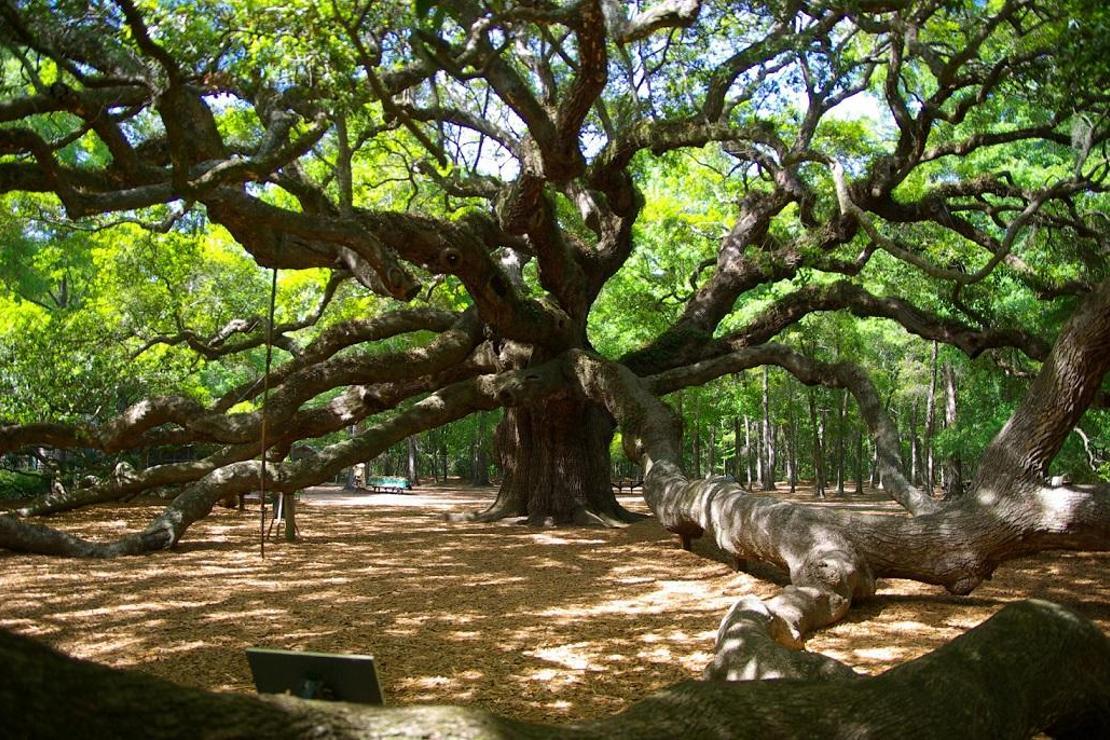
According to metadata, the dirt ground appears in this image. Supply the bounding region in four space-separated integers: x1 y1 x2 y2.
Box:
1 481 1107 725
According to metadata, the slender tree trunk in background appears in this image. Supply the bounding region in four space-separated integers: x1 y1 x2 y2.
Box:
733 416 743 482
692 417 702 479
407 436 419 484
942 361 964 500
870 439 880 487
744 416 754 490
754 418 763 486
835 390 847 495
424 433 436 482
785 413 797 493
768 422 778 484
909 400 919 485
707 424 716 476
281 492 296 543
473 414 490 486
854 427 865 494
343 425 358 489
441 431 448 482
925 341 938 492
677 391 686 472
808 389 825 498
761 366 775 490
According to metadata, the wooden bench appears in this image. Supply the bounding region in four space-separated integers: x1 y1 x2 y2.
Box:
366 476 412 493
611 478 643 493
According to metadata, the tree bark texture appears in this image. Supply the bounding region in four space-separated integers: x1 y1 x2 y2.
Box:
469 398 639 526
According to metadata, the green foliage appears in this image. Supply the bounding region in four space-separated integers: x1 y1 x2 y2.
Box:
0 469 49 500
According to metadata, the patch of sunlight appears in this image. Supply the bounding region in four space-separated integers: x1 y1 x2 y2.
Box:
61 600 209 619
540 578 730 623
523 556 577 570
0 618 52 634
404 675 456 689
521 668 584 687
470 575 528 586
3 599 41 610
852 646 904 661
283 628 337 642
682 649 714 668
296 590 350 603
887 620 932 633
636 645 675 662
442 614 476 625
975 488 999 506
449 630 482 640
73 636 147 659
393 615 432 626
157 639 213 655
528 534 607 546
527 643 605 672
203 608 286 623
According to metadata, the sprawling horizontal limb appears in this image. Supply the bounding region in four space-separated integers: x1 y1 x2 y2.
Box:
569 276 1110 677
0 360 565 556
0 311 482 456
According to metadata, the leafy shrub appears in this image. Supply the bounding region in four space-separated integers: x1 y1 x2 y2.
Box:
0 470 49 500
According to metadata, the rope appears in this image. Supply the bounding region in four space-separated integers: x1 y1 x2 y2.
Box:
259 267 278 559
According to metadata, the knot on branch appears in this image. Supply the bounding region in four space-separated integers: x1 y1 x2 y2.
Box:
439 248 462 272
48 81 76 103
799 548 875 601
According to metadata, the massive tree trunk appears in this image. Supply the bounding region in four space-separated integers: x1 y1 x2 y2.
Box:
468 397 640 526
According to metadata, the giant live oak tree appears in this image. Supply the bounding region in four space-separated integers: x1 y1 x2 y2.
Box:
0 0 1108 732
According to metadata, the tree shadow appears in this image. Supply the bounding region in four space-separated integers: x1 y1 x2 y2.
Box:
1 483 1106 723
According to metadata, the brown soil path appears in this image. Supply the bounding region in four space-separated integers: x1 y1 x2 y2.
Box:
1 481 1106 724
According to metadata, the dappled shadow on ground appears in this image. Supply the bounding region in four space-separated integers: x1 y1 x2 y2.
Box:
0 481 1106 723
